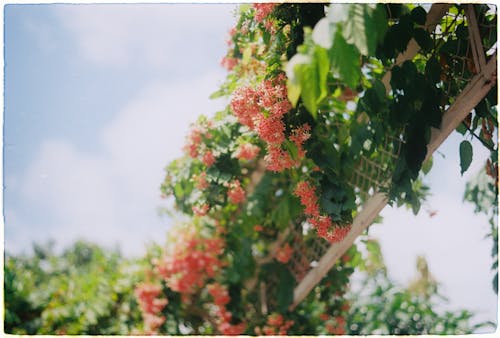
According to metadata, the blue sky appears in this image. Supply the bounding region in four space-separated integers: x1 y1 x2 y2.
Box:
3 2 497 330
4 3 234 253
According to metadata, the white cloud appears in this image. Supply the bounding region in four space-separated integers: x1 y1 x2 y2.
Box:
17 71 228 256
7 4 233 256
373 193 497 325
369 136 497 324
21 140 120 244
54 4 236 69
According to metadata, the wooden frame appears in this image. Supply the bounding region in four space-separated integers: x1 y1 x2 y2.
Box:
290 4 497 309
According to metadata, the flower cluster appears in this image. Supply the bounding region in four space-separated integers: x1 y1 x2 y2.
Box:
207 283 247 335
252 3 277 23
324 315 346 335
183 121 216 167
155 229 225 295
202 150 216 167
255 313 294 335
275 243 293 264
294 181 352 243
193 172 209 190
192 203 210 217
221 55 239 71
229 74 311 172
226 179 246 204
289 124 311 159
233 142 260 161
134 282 168 335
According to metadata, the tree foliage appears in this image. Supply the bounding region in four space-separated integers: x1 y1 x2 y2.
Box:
4 241 144 335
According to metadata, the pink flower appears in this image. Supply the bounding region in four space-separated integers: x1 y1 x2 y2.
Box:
275 243 293 264
264 19 276 34
202 151 216 167
294 181 320 217
264 145 295 172
325 225 351 243
256 115 285 144
143 313 166 334
192 204 209 216
219 321 247 335
234 143 260 161
183 143 199 158
194 172 209 190
254 224 264 232
290 124 311 158
134 282 168 334
207 283 230 306
227 180 246 204
221 56 238 71
230 86 261 129
253 3 277 23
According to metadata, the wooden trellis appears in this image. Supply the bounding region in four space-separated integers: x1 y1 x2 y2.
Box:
252 4 497 312
289 3 497 310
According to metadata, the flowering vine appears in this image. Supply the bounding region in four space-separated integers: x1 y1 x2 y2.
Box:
136 2 496 335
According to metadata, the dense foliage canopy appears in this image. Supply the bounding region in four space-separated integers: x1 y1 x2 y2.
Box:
4 241 143 334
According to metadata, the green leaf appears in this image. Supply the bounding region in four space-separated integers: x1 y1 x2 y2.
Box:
413 28 433 52
330 30 361 89
276 264 295 312
459 140 473 175
312 17 335 49
242 46 252 64
287 78 301 107
372 4 388 44
272 196 291 229
456 123 468 135
425 57 441 84
343 4 371 55
210 89 225 99
392 14 414 53
359 79 387 117
421 156 433 175
283 139 299 160
410 6 427 25
285 53 311 107
295 46 329 117
343 4 387 56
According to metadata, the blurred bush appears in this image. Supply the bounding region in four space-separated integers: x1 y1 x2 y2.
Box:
5 238 495 334
4 240 143 334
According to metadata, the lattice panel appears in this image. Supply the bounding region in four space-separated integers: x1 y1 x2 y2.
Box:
287 223 331 282
349 135 403 195
437 5 497 99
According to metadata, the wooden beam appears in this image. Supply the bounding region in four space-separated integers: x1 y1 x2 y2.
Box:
290 193 387 309
466 4 487 73
290 53 497 311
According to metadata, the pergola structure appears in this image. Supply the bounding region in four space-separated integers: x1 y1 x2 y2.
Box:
251 3 497 311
